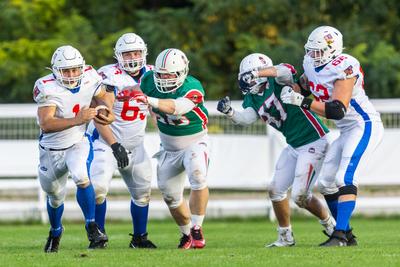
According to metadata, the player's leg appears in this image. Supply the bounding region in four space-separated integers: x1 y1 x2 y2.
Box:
89 139 116 243
184 137 210 249
327 121 384 247
38 148 68 253
266 146 296 247
66 137 107 248
120 143 156 248
156 149 191 249
291 136 335 236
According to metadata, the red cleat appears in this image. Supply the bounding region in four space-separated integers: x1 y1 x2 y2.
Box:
191 226 206 249
178 234 193 249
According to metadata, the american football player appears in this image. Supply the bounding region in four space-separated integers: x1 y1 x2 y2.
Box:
34 45 114 252
132 48 210 249
280 26 384 246
87 33 156 249
220 53 335 247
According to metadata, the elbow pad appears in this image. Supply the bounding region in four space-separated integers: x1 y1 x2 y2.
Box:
325 100 347 120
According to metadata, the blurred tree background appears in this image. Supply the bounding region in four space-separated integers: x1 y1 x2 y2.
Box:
0 0 399 102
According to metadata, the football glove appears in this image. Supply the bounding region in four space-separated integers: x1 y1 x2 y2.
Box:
238 70 258 91
280 86 304 106
217 96 234 116
111 142 129 168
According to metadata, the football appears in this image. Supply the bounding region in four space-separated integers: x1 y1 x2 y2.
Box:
95 105 110 119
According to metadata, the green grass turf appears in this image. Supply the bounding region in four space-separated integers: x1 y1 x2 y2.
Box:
0 217 399 267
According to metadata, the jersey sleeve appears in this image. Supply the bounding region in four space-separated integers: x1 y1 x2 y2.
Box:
274 63 297 85
183 89 204 104
33 79 59 107
332 55 360 80
242 95 256 111
84 66 103 96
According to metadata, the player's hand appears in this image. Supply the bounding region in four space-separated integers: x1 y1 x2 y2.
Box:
238 70 258 91
76 106 97 124
217 96 234 116
130 90 148 104
280 86 304 106
111 142 129 168
94 110 115 125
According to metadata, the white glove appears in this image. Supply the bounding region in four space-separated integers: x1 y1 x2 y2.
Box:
280 86 304 106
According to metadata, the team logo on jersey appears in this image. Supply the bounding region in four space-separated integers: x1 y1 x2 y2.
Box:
344 65 353 76
33 86 40 98
324 34 334 45
40 166 48 172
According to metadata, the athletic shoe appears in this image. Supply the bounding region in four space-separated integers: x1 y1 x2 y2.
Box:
266 228 295 247
319 230 347 247
191 226 206 249
178 234 193 249
87 222 108 249
345 229 358 246
44 228 63 253
129 233 157 248
319 215 336 236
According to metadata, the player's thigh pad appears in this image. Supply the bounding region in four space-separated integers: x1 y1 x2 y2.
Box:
335 121 384 188
65 138 92 186
38 148 69 207
183 136 210 191
155 149 186 209
90 140 117 203
291 137 328 207
268 146 297 202
120 143 152 206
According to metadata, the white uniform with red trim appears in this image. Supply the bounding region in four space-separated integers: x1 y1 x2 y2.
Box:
33 66 102 206
86 64 153 205
303 53 384 191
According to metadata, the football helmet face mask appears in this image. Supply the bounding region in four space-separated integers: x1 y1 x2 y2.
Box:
115 33 147 73
154 48 189 93
51 45 85 89
239 53 272 94
304 26 343 67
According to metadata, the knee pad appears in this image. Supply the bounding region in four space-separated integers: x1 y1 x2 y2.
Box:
292 193 311 208
189 171 207 191
339 185 358 195
92 182 108 204
131 188 151 207
268 187 287 202
162 192 183 209
48 193 65 208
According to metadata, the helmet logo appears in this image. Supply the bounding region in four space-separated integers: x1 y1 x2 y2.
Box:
259 56 267 64
344 65 353 76
324 34 334 45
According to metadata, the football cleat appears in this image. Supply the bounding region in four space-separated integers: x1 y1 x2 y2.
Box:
87 222 108 249
345 229 358 246
191 225 206 249
178 234 193 249
266 228 296 248
320 215 336 237
44 228 64 253
319 230 347 247
129 233 157 249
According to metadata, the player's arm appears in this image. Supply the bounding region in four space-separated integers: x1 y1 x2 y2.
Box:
280 77 355 120
239 64 296 86
38 105 96 133
217 96 258 126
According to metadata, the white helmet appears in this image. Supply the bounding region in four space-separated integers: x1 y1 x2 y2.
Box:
154 48 189 93
51 45 85 89
239 53 272 94
304 26 343 67
114 33 147 73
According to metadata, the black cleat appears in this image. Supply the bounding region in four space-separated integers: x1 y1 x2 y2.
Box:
87 222 108 249
345 229 358 246
44 228 63 253
129 232 157 249
319 230 347 247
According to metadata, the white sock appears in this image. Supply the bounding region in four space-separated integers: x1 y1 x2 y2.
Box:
179 223 192 236
191 214 205 227
278 225 292 232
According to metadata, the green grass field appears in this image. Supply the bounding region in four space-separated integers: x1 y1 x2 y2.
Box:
0 217 399 267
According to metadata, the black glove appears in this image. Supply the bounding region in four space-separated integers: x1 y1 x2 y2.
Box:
217 96 233 115
111 142 129 168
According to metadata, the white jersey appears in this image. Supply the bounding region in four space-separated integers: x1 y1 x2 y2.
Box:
303 53 381 130
89 64 153 150
33 66 102 149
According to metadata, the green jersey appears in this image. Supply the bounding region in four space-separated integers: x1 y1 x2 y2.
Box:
243 78 329 148
140 71 208 136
